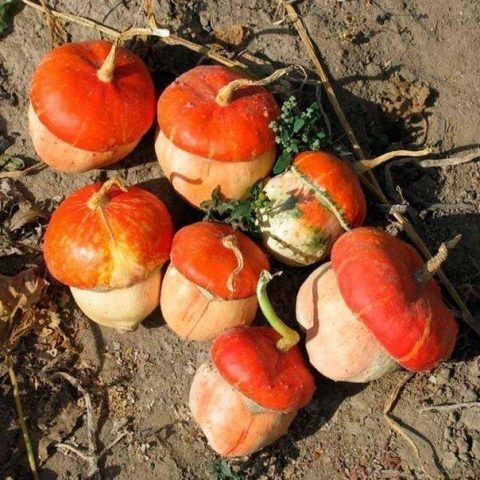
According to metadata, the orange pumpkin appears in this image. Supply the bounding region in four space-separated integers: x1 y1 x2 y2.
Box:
296 227 458 382
29 41 155 172
44 179 173 332
258 150 366 266
160 221 269 341
190 326 315 457
155 65 279 208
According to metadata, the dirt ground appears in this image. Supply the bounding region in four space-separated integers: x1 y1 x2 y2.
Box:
1 0 480 479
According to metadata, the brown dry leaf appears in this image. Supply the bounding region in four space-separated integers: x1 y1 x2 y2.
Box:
6 198 46 231
382 74 431 120
213 24 250 47
37 400 83 463
0 268 48 345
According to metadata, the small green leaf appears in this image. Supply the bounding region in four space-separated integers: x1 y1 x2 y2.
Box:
0 0 16 34
293 118 305 133
273 151 292 174
210 459 244 480
0 154 24 172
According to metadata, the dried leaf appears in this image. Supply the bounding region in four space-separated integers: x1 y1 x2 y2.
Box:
0 268 47 345
6 198 45 231
38 401 83 463
213 24 249 47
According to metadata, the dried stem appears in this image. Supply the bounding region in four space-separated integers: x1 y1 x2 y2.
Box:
280 0 479 336
222 235 245 293
383 373 431 477
87 177 127 210
419 401 480 413
415 235 462 285
38 0 67 47
353 148 433 175
216 66 295 106
22 0 249 72
0 162 47 179
97 37 120 83
6 354 40 480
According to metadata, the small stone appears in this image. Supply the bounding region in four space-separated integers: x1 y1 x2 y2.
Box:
460 409 479 430
436 368 452 384
443 451 458 470
463 390 478 402
456 437 469 454
471 439 480 458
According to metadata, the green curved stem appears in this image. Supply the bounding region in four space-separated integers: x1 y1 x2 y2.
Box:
256 270 300 352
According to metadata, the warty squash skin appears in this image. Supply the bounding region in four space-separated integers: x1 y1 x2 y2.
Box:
258 151 366 266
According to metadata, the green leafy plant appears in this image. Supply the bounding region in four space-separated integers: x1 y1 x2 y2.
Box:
210 459 244 480
0 154 24 172
0 0 16 34
201 182 270 236
270 96 329 174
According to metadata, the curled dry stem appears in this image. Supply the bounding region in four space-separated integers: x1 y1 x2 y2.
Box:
353 148 433 175
415 234 462 286
0 162 47 179
97 26 169 83
222 235 244 293
256 270 300 352
215 65 297 106
6 353 40 480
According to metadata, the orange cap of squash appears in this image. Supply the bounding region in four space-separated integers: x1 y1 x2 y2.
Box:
30 40 155 152
170 221 269 300
293 151 367 229
44 181 173 290
157 65 279 162
331 227 458 371
212 326 316 412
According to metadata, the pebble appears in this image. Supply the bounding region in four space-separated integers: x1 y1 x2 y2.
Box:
471 439 480 458
463 390 478 402
442 451 458 470
460 409 479 431
456 436 469 454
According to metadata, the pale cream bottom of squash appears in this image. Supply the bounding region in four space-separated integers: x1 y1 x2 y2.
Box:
259 170 344 267
160 265 257 341
190 363 296 457
70 269 162 333
296 263 398 382
155 130 275 208
28 103 139 173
